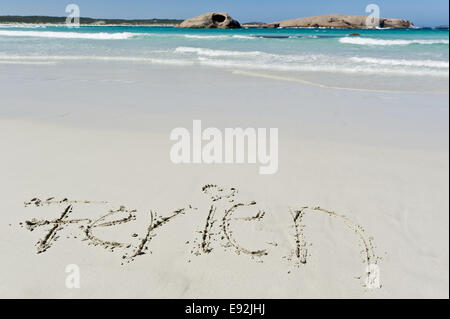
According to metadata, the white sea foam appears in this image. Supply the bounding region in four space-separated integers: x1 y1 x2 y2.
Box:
175 47 448 77
350 57 449 68
197 57 449 77
340 37 449 46
1 50 448 78
0 60 56 65
175 47 263 57
0 30 138 39
174 47 317 63
0 54 194 65
232 35 256 39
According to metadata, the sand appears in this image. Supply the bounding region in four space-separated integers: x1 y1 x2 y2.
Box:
0 62 448 298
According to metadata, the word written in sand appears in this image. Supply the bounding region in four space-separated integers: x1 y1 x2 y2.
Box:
20 185 382 289
170 120 279 174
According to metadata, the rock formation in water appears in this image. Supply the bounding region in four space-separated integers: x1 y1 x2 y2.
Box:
268 14 414 29
178 12 241 29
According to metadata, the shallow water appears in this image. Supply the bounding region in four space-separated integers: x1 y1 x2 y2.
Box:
0 25 448 79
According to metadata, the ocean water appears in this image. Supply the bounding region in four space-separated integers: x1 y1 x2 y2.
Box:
0 25 448 78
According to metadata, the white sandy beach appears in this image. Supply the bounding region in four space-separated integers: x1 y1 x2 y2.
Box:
0 61 448 298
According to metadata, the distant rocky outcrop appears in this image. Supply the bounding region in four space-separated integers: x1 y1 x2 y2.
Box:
178 12 241 29
268 14 414 29
0 15 183 25
381 18 413 28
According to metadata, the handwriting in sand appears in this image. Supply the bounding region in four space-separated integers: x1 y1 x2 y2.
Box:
21 185 382 288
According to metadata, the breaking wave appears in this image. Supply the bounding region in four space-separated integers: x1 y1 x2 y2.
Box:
350 57 449 68
196 57 449 77
0 30 138 40
339 37 449 46
175 47 263 57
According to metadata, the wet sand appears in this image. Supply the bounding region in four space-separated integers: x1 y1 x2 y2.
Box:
0 62 448 298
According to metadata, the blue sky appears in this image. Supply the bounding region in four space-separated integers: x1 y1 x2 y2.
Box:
0 0 448 26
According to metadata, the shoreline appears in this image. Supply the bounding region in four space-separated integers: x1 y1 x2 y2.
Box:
1 62 447 148
0 58 447 94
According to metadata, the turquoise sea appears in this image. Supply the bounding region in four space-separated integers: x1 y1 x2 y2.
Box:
0 25 448 77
